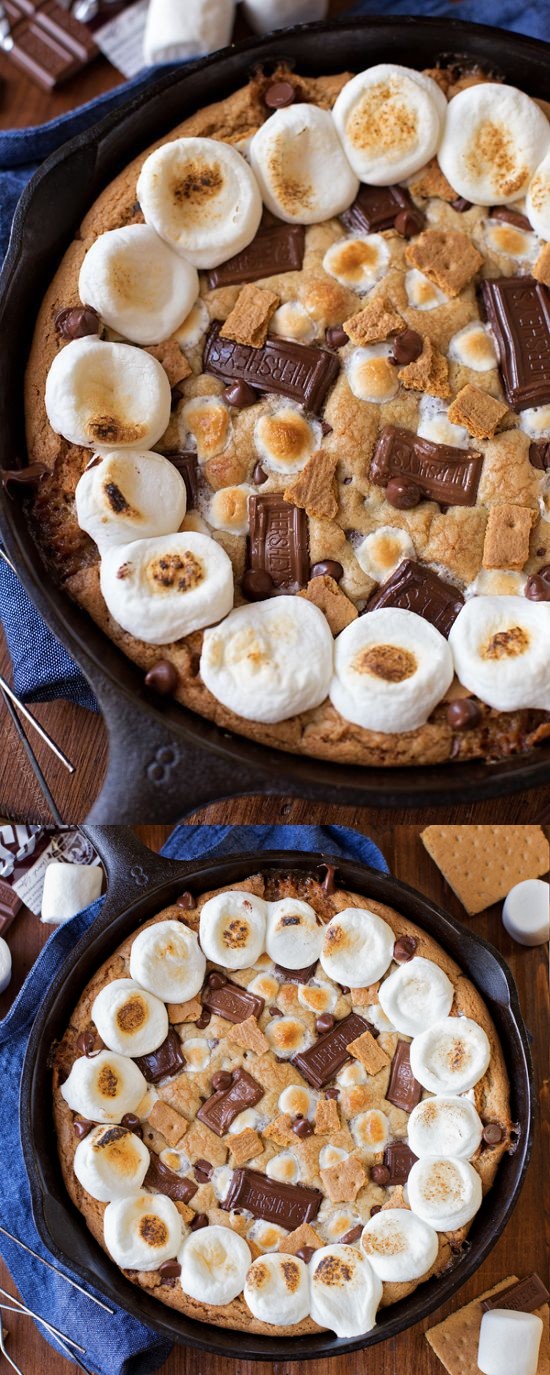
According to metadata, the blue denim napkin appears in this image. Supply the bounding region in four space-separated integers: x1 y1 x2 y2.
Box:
0 823 387 1373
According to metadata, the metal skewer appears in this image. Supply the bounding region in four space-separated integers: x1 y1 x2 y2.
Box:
0 688 63 823
0 547 16 576
0 1290 86 1351
0 1300 96 1374
0 1323 25 1375
0 675 74 774
0 1227 114 1313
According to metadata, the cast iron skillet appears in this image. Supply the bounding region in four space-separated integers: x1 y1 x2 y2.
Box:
1 19 549 822
21 827 533 1360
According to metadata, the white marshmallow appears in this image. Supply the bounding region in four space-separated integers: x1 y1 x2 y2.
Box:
247 1221 288 1252
417 396 469 449
519 404 550 440
91 979 168 1057
264 1016 313 1059
199 890 267 969
241 0 328 33
467 569 527 598
323 235 389 293
181 395 231 462
408 1095 483 1160
244 1253 310 1326
73 1125 150 1202
438 84 550 206
60 1052 147 1123
265 1151 300 1183
478 1310 544 1375
378 957 454 1037
175 298 210 350
338 1062 367 1087
129 920 206 1002
320 907 394 987
270 301 316 344
319 1145 349 1171
526 150 550 240
137 138 262 269
309 1244 383 1338
250 105 358 224
333 64 444 185
45 337 172 450
143 0 235 64
351 1108 389 1154
501 878 550 947
75 450 187 552
355 527 415 583
361 1207 439 1281
99 531 234 645
410 1016 491 1095
449 597 550 712
265 898 324 969
0 937 11 994
330 609 454 733
483 220 539 265
347 344 399 404
40 862 103 925
448 322 497 373
200 597 334 724
297 982 337 1015
405 268 448 311
228 1109 261 1135
407 1156 483 1232
78 225 199 346
364 1003 395 1034
179 1225 251 1305
104 1192 182 1270
254 406 322 475
208 485 252 535
278 1085 317 1120
248 972 279 1002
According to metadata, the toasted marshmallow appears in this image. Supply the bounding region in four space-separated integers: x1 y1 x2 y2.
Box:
266 1151 301 1184
181 1036 211 1072
137 137 262 269
449 597 550 711
45 338 172 450
320 907 395 987
448 323 497 373
319 1146 349 1171
60 1052 146 1124
467 569 527 597
91 979 168 1057
249 972 279 1001
351 1108 389 1154
347 345 399 404
244 1253 309 1326
181 395 231 462
175 298 210 349
78 225 199 346
73 1125 150 1202
254 406 322 475
104 1192 182 1270
333 64 444 184
159 1147 190 1174
378 957 454 1037
323 235 389 293
130 919 205 1002
519 404 550 440
483 220 539 265
330 609 454 733
410 1016 491 1095
338 1062 367 1086
407 1156 483 1232
526 150 550 240
208 484 252 535
309 1244 382 1338
266 898 324 969
408 1095 483 1160
405 268 448 311
438 84 550 206
100 531 234 645
278 1085 317 1120
297 982 337 1015
417 396 469 448
265 1016 312 1059
76 450 186 552
200 597 334 724
356 527 414 582
199 890 267 969
361 1208 438 1281
248 1221 288 1252
250 105 358 224
271 301 316 343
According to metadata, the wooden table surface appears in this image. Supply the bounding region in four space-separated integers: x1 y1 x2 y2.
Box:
0 822 548 1375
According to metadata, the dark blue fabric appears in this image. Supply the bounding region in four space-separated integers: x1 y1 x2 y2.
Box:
0 823 387 1372
352 0 547 39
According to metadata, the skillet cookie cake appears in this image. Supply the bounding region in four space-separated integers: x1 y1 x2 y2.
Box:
53 869 513 1337
26 59 550 767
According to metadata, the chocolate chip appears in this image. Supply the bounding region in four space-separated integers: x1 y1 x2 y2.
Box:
76 1029 103 1057
193 1158 213 1181
385 476 421 510
296 1245 315 1263
528 440 550 471
253 462 268 485
270 1006 283 1017
389 328 423 366
394 209 424 238
393 935 417 964
73 1118 93 1139
370 1204 382 1217
325 325 349 349
447 698 482 729
310 561 344 583
242 568 275 601
211 1071 232 1091
144 660 178 694
370 1164 391 1186
316 1013 335 1034
483 1122 504 1145
159 1259 181 1278
321 861 337 894
292 1117 314 1138
121 1113 143 1138
55 305 100 339
339 986 350 995
223 380 259 408
525 568 550 602
176 891 196 911
325 1087 339 1100
207 971 227 989
451 197 473 213
195 1008 211 1030
320 420 333 436
190 1212 209 1231
265 80 296 109
1 463 47 491
339 1224 363 1245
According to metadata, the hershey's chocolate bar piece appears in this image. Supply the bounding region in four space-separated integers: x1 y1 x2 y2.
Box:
340 184 414 234
370 424 482 507
144 1154 198 1204
0 879 22 934
197 1068 263 1137
365 558 464 637
383 1141 417 1184
480 276 550 410
481 1273 550 1314
134 1029 185 1083
160 451 199 508
489 206 533 233
293 1012 370 1089
386 1040 423 1113
3 0 98 89
208 224 305 289
203 322 339 414
202 978 265 1024
248 492 309 590
275 961 318 984
222 1167 322 1228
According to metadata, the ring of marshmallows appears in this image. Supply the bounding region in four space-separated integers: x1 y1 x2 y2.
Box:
44 67 550 725
60 894 496 1336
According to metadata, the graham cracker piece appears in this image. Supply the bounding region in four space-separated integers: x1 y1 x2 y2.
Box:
381 1185 408 1210
167 997 202 1024
174 1200 195 1224
219 283 280 347
147 1099 188 1147
533 242 550 288
426 1275 550 1375
284 450 339 520
278 1222 322 1255
320 1152 366 1203
421 825 550 914
145 339 192 387
398 335 451 399
350 982 380 1006
299 574 358 635
343 295 406 346
183 1118 228 1166
314 1097 340 1135
225 1015 269 1055
405 228 483 297
347 1028 391 1074
409 158 459 204
262 1113 296 1147
229 1128 263 1165
448 383 509 439
482 503 533 570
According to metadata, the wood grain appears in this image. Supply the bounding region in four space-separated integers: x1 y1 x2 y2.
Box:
0 824 547 1375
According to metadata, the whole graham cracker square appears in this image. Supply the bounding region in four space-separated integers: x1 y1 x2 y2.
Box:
229 1128 263 1165
220 283 280 347
426 1276 550 1375
421 825 550 914
147 1100 188 1147
482 503 533 570
448 384 509 440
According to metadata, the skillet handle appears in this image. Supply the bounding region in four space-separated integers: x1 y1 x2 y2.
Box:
81 824 193 922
